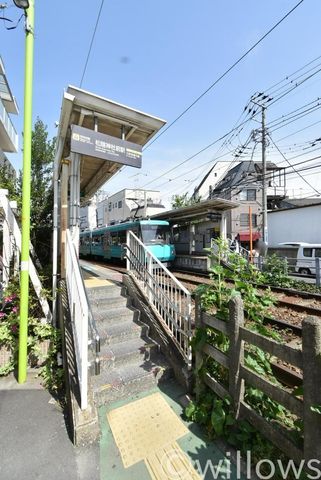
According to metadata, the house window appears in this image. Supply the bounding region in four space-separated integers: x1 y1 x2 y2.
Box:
108 202 112 211
240 213 257 227
118 200 122 208
239 189 256 201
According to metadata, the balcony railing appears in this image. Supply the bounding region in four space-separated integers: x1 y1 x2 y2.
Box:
0 97 18 153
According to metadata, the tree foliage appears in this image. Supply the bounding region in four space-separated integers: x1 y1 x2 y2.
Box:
17 118 56 265
171 192 202 209
0 163 18 201
30 118 56 229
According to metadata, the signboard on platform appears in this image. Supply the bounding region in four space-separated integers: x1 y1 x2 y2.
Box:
70 125 142 168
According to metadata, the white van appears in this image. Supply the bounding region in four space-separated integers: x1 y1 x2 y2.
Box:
279 242 321 275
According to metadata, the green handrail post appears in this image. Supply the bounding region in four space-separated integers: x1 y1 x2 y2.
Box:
18 0 35 383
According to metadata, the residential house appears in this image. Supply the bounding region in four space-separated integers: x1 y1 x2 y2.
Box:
209 161 285 246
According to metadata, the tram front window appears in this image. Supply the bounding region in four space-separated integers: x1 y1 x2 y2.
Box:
141 225 171 245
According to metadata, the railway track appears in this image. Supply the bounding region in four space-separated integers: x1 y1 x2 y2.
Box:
171 270 321 318
83 260 303 388
172 268 321 298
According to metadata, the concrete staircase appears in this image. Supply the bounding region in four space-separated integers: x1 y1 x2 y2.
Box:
87 283 171 405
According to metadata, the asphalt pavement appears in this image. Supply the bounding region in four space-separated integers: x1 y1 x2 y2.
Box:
0 373 99 480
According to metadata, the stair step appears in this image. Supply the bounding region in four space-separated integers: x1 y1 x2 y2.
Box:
97 318 148 346
94 306 139 326
92 355 172 405
99 337 158 368
90 295 129 311
87 285 124 301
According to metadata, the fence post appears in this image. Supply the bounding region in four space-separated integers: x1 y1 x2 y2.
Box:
315 257 320 287
284 256 288 276
228 295 245 419
0 190 10 287
126 230 130 272
302 316 321 461
147 255 153 302
194 294 203 402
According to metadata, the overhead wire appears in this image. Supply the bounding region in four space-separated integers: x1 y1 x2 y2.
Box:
80 0 105 88
268 135 321 195
259 53 321 94
143 0 304 151
142 58 321 190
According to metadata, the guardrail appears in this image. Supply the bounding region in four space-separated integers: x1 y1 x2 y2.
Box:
195 294 321 462
65 229 101 410
126 230 192 369
211 237 254 265
0 189 51 321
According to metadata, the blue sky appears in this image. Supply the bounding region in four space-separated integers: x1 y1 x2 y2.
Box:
1 0 321 205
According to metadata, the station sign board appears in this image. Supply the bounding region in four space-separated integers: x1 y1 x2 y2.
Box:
70 125 142 168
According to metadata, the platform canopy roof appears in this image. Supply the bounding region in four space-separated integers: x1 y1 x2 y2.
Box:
152 198 240 222
54 86 166 203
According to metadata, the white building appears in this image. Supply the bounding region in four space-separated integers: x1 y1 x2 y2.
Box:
80 188 166 229
0 55 18 167
197 161 234 199
100 189 165 225
268 202 321 247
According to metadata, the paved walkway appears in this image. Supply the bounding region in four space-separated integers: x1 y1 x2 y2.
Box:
0 375 244 480
0 373 99 480
99 380 245 480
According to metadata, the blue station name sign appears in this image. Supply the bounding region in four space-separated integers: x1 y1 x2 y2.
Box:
70 125 142 168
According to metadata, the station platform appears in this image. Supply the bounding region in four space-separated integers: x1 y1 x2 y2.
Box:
80 259 123 284
173 254 211 272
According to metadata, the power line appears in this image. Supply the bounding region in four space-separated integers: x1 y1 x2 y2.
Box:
143 0 304 151
275 119 321 143
267 98 321 128
141 122 252 188
267 66 321 108
267 61 321 98
260 54 321 95
80 0 105 88
142 64 320 190
211 153 321 197
265 135 321 196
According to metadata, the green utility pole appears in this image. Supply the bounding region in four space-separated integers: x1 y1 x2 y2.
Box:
18 0 35 383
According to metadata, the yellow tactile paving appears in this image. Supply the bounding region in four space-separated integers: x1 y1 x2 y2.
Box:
106 393 189 468
145 442 201 480
84 278 113 288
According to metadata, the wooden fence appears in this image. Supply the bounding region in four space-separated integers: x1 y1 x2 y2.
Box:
195 295 321 462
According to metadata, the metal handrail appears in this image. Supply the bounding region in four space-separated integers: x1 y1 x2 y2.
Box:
79 268 101 374
126 230 192 369
65 230 91 409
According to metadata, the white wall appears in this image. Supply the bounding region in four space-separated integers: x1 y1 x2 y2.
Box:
268 205 321 247
198 161 236 199
99 189 165 225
